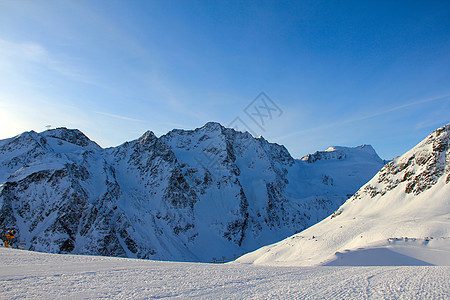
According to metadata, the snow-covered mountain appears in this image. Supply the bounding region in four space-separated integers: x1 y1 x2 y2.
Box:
236 124 450 266
0 122 385 262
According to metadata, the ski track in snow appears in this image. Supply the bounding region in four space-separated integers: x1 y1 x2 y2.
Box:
1 248 449 299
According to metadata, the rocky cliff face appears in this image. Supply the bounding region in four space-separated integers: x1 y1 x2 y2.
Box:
370 124 450 196
0 123 385 262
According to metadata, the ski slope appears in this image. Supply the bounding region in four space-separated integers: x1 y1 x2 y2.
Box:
0 248 449 299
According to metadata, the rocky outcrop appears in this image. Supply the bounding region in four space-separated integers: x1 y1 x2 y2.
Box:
352 124 449 200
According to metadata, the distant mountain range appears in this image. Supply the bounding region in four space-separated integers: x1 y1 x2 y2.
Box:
0 122 385 262
237 124 450 266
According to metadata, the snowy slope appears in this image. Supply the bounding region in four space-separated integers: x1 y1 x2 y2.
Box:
1 248 449 299
236 124 450 266
0 123 385 262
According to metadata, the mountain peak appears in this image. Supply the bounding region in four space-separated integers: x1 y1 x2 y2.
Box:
301 144 383 164
383 123 449 195
41 127 100 149
200 122 224 131
138 130 157 144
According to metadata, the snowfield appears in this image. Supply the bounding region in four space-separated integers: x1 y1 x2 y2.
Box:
1 248 449 299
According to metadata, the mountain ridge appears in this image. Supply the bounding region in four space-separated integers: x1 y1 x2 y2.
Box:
0 122 386 262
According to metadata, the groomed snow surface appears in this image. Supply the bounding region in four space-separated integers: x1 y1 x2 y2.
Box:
1 248 449 299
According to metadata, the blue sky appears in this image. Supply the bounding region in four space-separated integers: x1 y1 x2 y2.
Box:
0 0 449 159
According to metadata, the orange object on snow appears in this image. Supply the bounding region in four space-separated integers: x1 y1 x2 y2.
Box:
3 230 15 248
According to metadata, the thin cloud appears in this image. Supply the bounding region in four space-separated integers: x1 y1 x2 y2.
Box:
145 73 210 123
0 38 106 89
415 118 449 131
344 94 450 124
94 111 145 123
274 94 450 142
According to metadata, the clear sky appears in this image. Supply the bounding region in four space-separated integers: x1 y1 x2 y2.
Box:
0 0 449 159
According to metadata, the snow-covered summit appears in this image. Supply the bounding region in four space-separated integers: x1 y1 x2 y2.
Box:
236 124 450 266
0 122 386 262
301 144 383 164
136 130 158 145
199 121 224 131
41 127 101 150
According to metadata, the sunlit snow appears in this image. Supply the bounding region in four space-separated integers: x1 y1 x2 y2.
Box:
1 248 449 299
